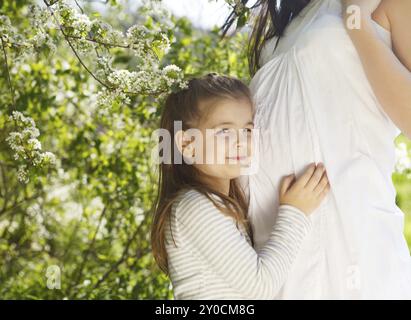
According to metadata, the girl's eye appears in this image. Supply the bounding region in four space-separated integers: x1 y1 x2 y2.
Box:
215 128 253 136
241 128 253 135
216 128 231 135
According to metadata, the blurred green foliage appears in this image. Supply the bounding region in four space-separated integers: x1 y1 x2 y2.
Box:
0 0 250 299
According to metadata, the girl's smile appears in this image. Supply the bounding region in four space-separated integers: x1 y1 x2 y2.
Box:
226 155 247 161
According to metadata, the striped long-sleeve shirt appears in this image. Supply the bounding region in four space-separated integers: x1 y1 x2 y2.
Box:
164 188 313 300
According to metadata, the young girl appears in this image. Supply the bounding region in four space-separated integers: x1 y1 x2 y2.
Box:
151 73 330 300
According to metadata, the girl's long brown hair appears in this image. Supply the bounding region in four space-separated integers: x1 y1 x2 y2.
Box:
151 73 254 275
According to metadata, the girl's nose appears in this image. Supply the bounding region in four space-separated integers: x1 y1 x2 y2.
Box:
235 130 249 152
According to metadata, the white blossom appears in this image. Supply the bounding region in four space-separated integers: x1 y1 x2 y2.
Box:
17 165 29 184
72 12 92 36
27 138 42 151
6 111 56 183
395 143 411 174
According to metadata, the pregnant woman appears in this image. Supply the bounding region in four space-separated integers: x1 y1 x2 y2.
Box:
223 0 411 299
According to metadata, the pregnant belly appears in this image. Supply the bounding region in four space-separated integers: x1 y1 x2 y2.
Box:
250 99 406 298
247 20 408 297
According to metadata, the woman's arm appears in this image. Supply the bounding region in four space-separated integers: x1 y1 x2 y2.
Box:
380 0 411 70
343 0 411 139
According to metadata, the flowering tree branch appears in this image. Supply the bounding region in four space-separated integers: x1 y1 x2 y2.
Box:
43 0 115 91
40 0 185 99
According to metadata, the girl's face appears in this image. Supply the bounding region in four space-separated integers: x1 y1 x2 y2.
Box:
192 97 254 182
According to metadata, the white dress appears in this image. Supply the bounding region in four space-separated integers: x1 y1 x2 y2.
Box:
246 0 411 299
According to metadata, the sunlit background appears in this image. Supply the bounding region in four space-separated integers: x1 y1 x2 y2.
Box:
0 0 410 299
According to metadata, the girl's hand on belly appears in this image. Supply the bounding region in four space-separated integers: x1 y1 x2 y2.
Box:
279 163 330 216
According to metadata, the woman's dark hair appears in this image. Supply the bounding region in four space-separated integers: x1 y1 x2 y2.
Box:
151 73 255 275
221 0 311 76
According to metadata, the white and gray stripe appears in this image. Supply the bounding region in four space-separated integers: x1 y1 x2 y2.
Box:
165 188 313 300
